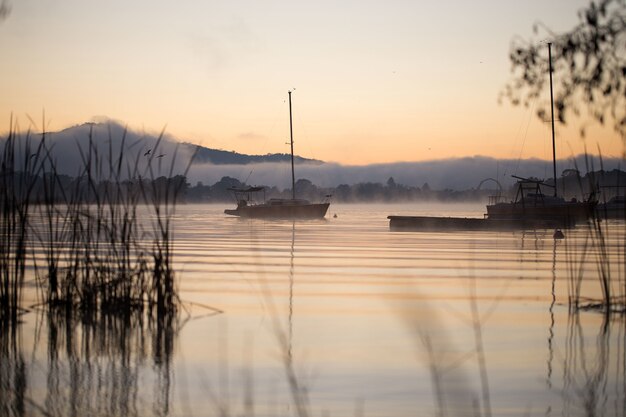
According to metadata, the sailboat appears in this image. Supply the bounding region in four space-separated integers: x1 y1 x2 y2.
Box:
485 43 596 227
224 91 331 219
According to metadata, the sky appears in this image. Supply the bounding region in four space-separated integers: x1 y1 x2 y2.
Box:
0 0 622 166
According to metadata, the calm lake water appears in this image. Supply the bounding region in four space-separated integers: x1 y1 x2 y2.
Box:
6 203 626 417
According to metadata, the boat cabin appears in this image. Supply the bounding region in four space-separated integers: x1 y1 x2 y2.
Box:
227 186 266 206
489 176 564 207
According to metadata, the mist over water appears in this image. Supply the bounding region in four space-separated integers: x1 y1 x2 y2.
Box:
4 203 624 417
149 155 626 190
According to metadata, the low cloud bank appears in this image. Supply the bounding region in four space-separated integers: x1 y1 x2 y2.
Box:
188 155 624 190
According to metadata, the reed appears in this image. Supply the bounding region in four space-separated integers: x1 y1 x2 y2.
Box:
30 125 146 316
563 153 626 314
0 118 196 332
0 117 44 329
139 130 197 318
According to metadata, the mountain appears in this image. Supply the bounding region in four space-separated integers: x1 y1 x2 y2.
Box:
186 143 321 165
4 120 624 191
3 121 320 176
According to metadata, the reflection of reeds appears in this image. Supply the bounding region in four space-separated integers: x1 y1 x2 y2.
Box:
560 312 625 417
0 325 27 417
38 304 175 417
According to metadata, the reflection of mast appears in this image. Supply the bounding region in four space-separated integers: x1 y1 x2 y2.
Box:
283 221 308 417
547 239 557 389
288 221 295 360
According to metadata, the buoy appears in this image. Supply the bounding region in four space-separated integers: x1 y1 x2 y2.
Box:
553 229 564 239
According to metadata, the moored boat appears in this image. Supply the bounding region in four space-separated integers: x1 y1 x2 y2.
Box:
596 195 626 219
224 186 330 219
388 215 563 231
485 43 596 227
225 91 330 219
389 43 596 232
485 176 596 227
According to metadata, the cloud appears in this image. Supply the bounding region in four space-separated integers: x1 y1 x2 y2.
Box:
237 131 267 141
187 155 624 190
190 17 258 74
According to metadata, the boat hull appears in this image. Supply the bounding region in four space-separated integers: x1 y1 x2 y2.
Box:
388 215 564 231
596 198 626 219
225 202 330 219
485 201 595 227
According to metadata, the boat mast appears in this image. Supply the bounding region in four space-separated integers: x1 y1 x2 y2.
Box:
288 90 296 200
548 42 557 197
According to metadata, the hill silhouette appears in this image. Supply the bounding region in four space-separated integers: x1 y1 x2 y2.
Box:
4 120 624 191
2 121 321 177
188 143 321 165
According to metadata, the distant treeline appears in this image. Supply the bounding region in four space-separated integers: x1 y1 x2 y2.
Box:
7 172 189 204
186 176 493 203
12 169 626 204
186 169 626 203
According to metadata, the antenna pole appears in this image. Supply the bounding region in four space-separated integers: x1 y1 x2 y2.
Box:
288 90 296 200
548 42 557 197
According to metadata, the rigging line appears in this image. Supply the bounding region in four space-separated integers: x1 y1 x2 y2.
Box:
244 169 254 185
512 98 537 178
236 96 287 186
295 104 312 159
261 96 292 191
278 97 291 190
265 97 285 150
292 94 322 184
543 108 551 180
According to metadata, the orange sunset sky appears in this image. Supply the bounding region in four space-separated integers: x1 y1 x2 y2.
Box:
0 0 622 165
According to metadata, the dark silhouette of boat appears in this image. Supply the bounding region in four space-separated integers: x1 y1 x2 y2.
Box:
596 195 626 219
388 214 564 231
485 176 596 227
224 186 330 219
225 91 330 219
389 43 596 231
485 43 596 227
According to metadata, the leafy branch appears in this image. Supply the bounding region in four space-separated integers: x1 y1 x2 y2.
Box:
501 0 626 140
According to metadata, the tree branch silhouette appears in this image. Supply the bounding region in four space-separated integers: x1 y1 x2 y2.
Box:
501 0 625 141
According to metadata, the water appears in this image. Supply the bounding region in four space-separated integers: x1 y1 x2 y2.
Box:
4 203 625 417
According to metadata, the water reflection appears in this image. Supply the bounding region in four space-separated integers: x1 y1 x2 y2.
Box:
280 221 309 416
1 306 178 417
544 230 625 417
546 238 558 389
560 312 624 417
288 221 295 362
2 204 626 416
0 327 26 417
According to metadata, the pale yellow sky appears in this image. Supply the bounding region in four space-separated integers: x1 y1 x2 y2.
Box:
0 0 622 165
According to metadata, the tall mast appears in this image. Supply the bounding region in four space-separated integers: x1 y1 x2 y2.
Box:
548 42 557 197
288 90 296 200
